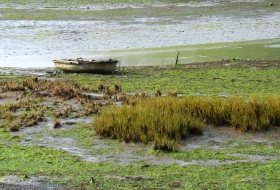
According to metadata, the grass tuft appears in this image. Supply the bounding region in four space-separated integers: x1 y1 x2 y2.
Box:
94 96 204 151
94 95 280 151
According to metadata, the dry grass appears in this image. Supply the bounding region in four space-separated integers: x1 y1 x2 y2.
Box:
94 96 204 151
0 77 115 130
52 117 61 128
1 76 280 151
94 95 280 150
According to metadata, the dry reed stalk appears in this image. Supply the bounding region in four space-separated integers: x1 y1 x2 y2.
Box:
94 96 204 151
98 79 104 91
168 90 177 97
114 79 121 93
10 120 20 132
52 117 61 128
155 90 162 96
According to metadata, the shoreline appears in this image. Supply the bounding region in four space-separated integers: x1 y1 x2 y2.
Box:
1 1 279 67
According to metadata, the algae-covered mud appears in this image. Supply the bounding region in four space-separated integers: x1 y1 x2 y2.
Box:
0 0 279 67
1 1 280 189
1 60 280 189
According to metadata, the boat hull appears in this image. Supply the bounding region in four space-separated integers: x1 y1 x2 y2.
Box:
53 59 118 74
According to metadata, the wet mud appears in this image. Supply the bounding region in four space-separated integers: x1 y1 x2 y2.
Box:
1 1 280 188
0 68 280 188
0 175 70 190
1 0 279 67
0 73 279 166
7 116 280 166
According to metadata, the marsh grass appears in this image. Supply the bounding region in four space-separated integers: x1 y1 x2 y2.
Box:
94 96 205 151
94 95 280 150
182 96 280 132
52 116 61 128
0 77 110 130
0 76 103 102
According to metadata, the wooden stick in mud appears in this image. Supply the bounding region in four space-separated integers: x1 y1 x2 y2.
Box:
175 52 179 66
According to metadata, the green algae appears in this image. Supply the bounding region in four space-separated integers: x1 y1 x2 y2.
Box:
1 0 280 189
1 141 279 189
56 60 280 97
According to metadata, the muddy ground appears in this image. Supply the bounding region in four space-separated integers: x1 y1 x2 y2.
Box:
1 0 280 187
1 61 280 188
1 0 280 67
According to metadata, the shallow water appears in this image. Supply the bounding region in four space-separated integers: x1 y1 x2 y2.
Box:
0 1 280 68
16 121 280 166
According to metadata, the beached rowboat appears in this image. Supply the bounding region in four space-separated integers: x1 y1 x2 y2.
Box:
53 58 119 74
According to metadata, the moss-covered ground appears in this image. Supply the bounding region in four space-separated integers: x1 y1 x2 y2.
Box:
0 60 280 189
1 0 280 188
1 125 280 189
56 60 280 97
1 0 278 21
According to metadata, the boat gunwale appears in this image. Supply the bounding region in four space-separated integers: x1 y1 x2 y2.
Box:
53 58 119 74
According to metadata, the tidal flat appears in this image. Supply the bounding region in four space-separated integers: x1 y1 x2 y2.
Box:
1 0 280 189
1 60 280 189
1 0 279 67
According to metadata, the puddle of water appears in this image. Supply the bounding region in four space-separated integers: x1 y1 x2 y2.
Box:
10 117 93 138
175 155 279 166
82 92 104 97
15 121 280 166
38 136 100 162
0 175 48 185
0 175 68 190
268 44 280 48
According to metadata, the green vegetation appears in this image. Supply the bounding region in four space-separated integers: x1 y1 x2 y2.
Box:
1 0 276 20
0 26 279 189
2 117 280 189
94 95 280 150
58 60 280 96
1 134 280 189
0 7 191 21
0 0 151 3
0 0 279 188
94 96 204 151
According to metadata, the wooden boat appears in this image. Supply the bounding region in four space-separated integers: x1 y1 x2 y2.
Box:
53 58 119 74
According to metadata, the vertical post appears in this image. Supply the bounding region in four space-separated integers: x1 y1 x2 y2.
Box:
175 52 179 66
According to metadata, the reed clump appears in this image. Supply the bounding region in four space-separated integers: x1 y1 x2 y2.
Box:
114 79 121 93
50 81 80 99
94 95 280 151
182 96 280 132
94 96 205 151
264 96 280 126
52 116 61 128
182 96 232 126
10 120 20 132
0 77 85 99
229 97 269 132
